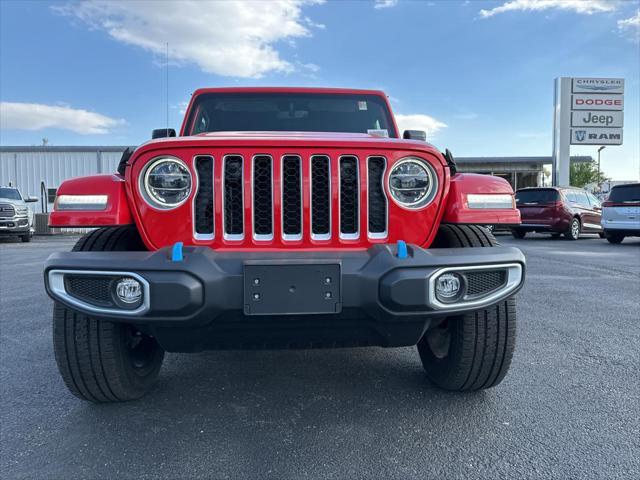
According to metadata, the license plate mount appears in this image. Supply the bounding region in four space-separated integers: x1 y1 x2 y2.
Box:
243 262 341 315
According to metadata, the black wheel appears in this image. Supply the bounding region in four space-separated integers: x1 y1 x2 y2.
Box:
421 225 517 391
565 218 580 240
551 233 561 239
511 228 526 239
605 232 624 244
52 226 164 402
21 233 31 242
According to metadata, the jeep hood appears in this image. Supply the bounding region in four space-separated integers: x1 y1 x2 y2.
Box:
134 131 443 163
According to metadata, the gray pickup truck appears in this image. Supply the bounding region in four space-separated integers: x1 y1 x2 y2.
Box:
0 187 37 242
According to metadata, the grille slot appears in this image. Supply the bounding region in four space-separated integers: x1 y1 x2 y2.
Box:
311 156 331 239
339 156 359 238
223 155 244 239
252 155 273 240
194 156 214 238
65 275 115 308
282 155 302 239
466 270 507 297
367 156 387 237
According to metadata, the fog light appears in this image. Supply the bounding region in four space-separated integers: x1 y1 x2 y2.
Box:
435 273 463 302
114 277 143 307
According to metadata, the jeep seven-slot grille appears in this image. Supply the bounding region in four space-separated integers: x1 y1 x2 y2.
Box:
282 156 302 238
339 156 359 237
223 156 244 238
194 156 214 237
367 157 387 236
311 156 331 238
201 154 388 243
253 155 273 239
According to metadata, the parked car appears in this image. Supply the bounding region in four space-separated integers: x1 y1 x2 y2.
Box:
511 186 603 240
0 186 37 242
601 183 640 243
43 87 525 402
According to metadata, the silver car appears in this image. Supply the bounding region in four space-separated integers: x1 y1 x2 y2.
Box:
0 187 37 242
602 183 640 244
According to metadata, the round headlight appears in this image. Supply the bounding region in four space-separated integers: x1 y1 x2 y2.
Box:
388 157 437 209
142 157 192 209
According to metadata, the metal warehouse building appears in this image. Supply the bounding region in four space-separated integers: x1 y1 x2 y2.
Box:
0 146 593 213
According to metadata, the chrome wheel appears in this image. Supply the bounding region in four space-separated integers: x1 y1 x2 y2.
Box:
571 219 580 239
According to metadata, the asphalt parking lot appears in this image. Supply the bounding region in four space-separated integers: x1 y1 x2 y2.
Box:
1 233 639 479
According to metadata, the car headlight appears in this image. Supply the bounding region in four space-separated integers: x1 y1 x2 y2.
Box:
141 157 192 209
388 157 437 209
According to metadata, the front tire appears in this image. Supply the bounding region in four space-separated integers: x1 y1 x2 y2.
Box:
418 299 516 391
421 225 517 391
52 227 164 402
21 233 31 242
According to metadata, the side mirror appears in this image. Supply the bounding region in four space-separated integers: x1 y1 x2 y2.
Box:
152 128 176 139
403 130 427 141
25 196 38 203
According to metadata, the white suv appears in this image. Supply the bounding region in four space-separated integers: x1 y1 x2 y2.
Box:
602 183 640 244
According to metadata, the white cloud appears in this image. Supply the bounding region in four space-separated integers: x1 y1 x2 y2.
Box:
0 102 125 134
374 0 398 9
395 114 447 137
617 10 640 43
479 0 617 18
54 0 323 79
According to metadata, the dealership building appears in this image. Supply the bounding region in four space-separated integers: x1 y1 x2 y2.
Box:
0 146 593 212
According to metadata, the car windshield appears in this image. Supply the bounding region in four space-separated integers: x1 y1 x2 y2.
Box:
0 188 22 200
608 184 640 203
515 189 558 204
185 92 398 137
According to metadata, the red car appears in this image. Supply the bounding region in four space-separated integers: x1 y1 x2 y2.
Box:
44 87 525 402
511 187 603 240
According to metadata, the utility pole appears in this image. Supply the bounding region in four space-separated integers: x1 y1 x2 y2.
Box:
597 146 606 192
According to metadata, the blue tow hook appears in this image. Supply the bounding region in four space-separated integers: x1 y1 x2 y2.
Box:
171 242 184 262
396 240 408 259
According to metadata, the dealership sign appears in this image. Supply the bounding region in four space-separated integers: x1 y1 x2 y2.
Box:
569 78 624 146
552 77 624 185
571 128 623 145
572 78 624 94
571 94 623 110
571 111 623 128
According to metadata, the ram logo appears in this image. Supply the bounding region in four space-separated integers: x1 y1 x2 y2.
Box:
575 130 586 141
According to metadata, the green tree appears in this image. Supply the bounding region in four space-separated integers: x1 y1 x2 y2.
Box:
570 160 609 189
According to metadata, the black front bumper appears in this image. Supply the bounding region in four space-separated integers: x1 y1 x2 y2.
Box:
44 244 525 351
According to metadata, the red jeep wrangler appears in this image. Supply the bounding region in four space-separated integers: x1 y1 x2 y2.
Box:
44 88 524 402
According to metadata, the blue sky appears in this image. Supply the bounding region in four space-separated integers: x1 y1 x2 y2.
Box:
0 0 638 179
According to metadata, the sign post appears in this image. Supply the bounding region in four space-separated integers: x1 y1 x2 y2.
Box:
552 77 624 186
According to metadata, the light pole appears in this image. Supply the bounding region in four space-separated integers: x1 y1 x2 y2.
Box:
597 146 606 192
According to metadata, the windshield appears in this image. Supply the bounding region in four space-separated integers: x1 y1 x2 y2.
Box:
515 189 558 204
0 188 22 200
608 184 640 203
185 93 397 137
